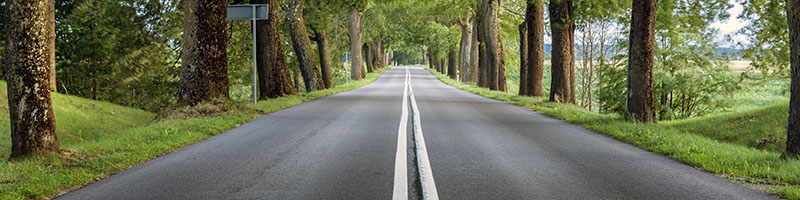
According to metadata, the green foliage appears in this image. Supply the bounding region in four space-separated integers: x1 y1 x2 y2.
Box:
57 0 183 112
738 0 790 75
595 60 628 115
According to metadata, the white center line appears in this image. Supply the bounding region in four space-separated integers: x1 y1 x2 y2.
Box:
408 67 440 200
392 66 410 200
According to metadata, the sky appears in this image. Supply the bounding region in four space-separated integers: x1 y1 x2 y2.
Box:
710 0 748 47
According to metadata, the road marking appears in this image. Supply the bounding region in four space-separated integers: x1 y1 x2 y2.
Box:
408 67 440 200
392 66 410 200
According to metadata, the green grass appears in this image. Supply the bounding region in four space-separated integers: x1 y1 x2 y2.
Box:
425 67 800 199
0 67 390 199
251 67 390 113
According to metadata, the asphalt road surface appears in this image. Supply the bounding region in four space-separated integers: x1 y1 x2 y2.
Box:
59 66 772 200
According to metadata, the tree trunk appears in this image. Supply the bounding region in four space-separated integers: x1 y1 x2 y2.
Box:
477 0 505 91
427 48 433 68
48 0 56 91
254 0 296 99
178 0 229 106
548 0 575 103
314 28 334 89
376 36 385 68
348 10 363 80
469 17 480 83
785 0 800 158
448 47 458 79
365 42 374 73
498 38 507 92
527 0 546 97
285 0 323 92
625 0 657 122
459 19 473 82
519 21 529 96
7 0 60 158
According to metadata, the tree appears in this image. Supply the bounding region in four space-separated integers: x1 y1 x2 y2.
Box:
625 0 658 122
519 20 529 95
254 0 296 99
469 17 480 83
348 10 364 80
524 0 545 97
785 0 800 159
448 47 458 79
6 0 60 158
307 0 338 89
739 0 790 74
48 0 56 91
285 0 324 92
459 16 474 82
549 0 576 103
179 0 229 106
476 0 506 91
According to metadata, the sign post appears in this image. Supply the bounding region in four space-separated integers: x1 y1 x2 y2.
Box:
228 4 269 105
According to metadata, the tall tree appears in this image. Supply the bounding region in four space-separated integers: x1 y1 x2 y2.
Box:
254 0 296 99
625 0 658 122
48 0 56 91
6 0 60 158
178 0 229 106
285 0 324 92
348 10 364 80
519 20 529 96
549 0 576 103
306 0 338 89
527 0 546 97
448 47 458 79
476 0 506 91
785 0 800 159
310 26 334 89
469 17 480 83
459 16 474 82
365 42 375 73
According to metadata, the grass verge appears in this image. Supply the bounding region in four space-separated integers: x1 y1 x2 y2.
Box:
250 67 390 113
425 67 800 199
0 67 389 200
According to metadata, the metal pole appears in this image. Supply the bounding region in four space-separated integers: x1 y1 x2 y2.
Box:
251 5 258 105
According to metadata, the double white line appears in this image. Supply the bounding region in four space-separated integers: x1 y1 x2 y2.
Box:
393 66 439 200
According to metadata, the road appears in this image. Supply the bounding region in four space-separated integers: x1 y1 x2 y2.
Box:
59 66 771 200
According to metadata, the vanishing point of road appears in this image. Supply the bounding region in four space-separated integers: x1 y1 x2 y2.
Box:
59 66 772 200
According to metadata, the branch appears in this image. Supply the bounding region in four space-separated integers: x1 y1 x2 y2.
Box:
502 5 524 17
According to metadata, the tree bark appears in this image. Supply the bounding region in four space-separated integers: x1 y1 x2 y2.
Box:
527 0 546 97
364 42 374 73
255 0 296 99
348 10 363 80
7 0 60 158
459 19 473 82
48 0 56 91
448 47 458 79
469 17 480 83
519 21 529 96
313 27 334 89
548 0 576 103
625 0 657 122
785 0 800 158
477 0 505 91
178 0 229 106
285 0 323 92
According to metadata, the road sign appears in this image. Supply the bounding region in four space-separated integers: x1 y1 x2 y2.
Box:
227 4 269 105
227 5 269 20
